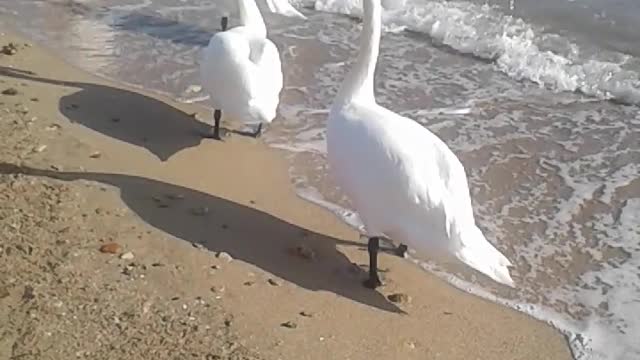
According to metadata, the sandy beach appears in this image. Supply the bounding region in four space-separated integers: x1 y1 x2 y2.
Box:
0 29 573 359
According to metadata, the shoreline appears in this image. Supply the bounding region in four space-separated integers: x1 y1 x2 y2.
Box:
0 28 572 359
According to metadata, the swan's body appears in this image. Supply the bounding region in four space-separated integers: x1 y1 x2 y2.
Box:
326 0 514 288
200 0 303 139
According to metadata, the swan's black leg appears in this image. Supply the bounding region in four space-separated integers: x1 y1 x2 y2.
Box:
395 244 408 258
363 237 382 289
221 16 228 31
209 109 222 140
201 18 227 141
251 123 263 138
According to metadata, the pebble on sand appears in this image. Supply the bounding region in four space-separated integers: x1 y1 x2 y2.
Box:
216 252 233 262
1 43 18 55
280 321 297 329
1 87 19 96
165 193 184 200
210 286 225 293
387 293 411 304
190 207 209 216
267 278 281 286
0 286 9 299
120 251 135 260
142 301 152 314
185 84 202 93
99 242 121 254
22 286 35 302
289 244 316 261
89 151 102 159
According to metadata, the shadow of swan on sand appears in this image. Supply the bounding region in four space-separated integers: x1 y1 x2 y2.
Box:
0 163 404 314
0 65 211 161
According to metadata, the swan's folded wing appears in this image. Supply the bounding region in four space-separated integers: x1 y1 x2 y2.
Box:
200 34 249 105
384 112 475 226
248 39 281 74
200 30 281 124
247 39 283 101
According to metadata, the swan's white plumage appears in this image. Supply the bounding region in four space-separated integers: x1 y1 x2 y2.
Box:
327 0 514 287
200 29 282 125
200 0 300 126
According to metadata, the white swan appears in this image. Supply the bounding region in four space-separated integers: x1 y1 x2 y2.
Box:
199 0 304 139
326 0 515 288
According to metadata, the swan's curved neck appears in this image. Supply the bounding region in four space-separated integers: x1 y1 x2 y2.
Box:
237 0 267 37
335 0 382 106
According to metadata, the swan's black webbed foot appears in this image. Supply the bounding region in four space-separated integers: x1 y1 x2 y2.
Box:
251 123 263 138
395 244 408 258
201 127 229 141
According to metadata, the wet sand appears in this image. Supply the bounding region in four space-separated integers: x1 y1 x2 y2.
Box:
0 29 572 359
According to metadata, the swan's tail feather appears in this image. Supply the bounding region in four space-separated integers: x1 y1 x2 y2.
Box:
248 99 276 124
455 226 515 287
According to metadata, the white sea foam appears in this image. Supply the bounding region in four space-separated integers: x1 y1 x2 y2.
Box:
312 0 640 105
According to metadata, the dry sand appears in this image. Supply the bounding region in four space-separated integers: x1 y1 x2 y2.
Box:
0 30 573 360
